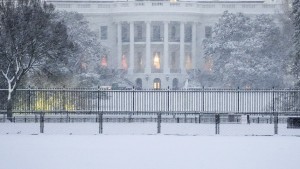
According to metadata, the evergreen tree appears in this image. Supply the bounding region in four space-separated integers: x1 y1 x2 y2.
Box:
292 0 300 80
203 11 287 88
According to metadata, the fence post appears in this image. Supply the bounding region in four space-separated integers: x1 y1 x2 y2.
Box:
40 113 44 133
215 114 220 135
272 87 278 135
28 86 31 113
247 115 250 124
167 86 170 112
97 86 100 112
274 112 278 135
157 112 161 134
98 112 103 134
202 86 205 112
237 87 240 113
132 87 135 112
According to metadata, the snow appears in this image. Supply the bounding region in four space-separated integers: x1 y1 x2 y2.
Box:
1 123 300 136
0 134 300 169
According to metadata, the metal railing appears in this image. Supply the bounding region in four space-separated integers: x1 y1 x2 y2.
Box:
1 88 300 135
1 88 300 114
1 112 299 136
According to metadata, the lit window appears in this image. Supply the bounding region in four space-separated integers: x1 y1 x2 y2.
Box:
122 54 128 70
185 54 192 70
153 52 160 69
137 52 143 69
101 55 108 67
153 78 161 89
100 26 108 40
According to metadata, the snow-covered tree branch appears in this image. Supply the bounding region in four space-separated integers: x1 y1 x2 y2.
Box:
202 11 289 89
0 0 73 121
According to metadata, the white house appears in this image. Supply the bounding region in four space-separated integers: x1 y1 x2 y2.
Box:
46 0 284 89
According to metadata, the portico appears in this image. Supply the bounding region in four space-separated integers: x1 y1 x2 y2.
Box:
116 20 197 88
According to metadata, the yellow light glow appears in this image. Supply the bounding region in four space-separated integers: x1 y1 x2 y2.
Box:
185 55 192 70
153 53 160 69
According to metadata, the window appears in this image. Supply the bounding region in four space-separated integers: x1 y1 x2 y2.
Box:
153 52 161 69
153 25 161 41
153 78 161 89
185 54 192 70
171 25 176 39
185 25 192 42
121 54 128 70
137 52 143 69
205 26 212 38
171 52 176 68
100 55 108 67
137 25 143 40
100 26 108 40
122 25 129 42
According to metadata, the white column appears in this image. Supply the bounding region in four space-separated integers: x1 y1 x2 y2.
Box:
145 21 151 74
192 22 197 69
129 21 134 74
163 21 169 74
117 22 122 69
180 22 185 74
199 23 205 69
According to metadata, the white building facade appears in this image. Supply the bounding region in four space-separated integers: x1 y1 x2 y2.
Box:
47 0 283 89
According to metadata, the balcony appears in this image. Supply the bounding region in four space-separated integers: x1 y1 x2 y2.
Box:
51 1 282 16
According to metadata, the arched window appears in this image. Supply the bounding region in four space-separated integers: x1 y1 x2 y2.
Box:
153 78 161 89
173 78 179 89
136 78 142 90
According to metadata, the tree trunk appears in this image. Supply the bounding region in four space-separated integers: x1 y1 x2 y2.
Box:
6 99 13 122
6 90 17 122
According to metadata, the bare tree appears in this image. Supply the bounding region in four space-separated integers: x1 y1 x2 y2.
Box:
0 0 73 120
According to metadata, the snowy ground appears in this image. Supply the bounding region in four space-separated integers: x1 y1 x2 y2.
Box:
0 135 300 169
1 123 300 136
1 123 300 169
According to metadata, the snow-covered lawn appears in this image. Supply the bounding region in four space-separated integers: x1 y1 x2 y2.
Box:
1 123 300 136
0 135 299 169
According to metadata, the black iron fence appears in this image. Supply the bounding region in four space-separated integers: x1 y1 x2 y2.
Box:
1 112 299 136
1 88 300 135
1 88 300 113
